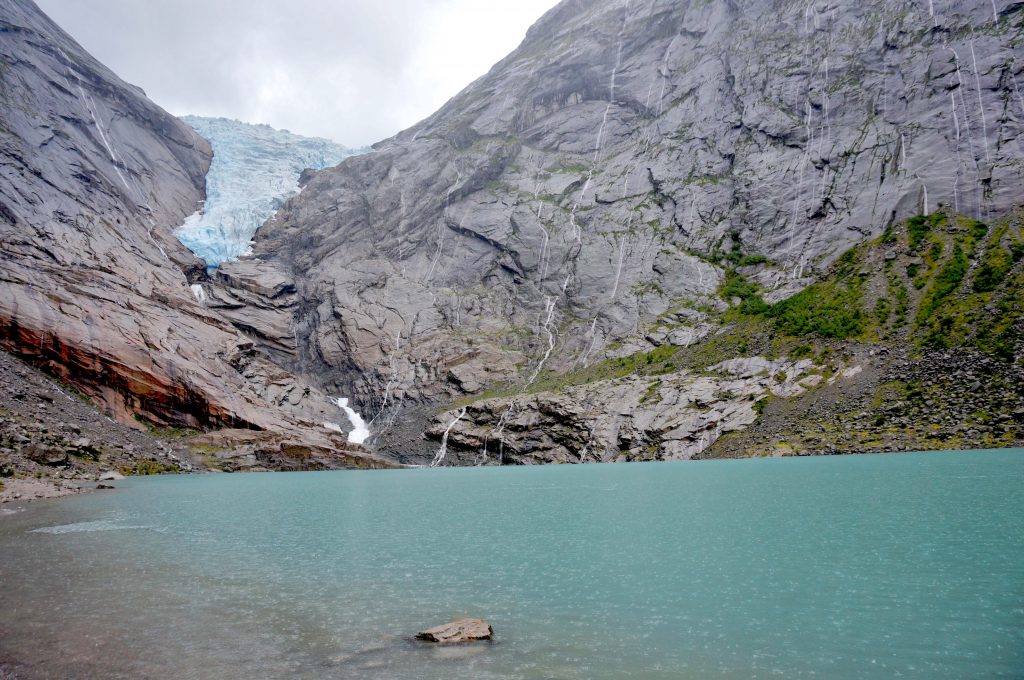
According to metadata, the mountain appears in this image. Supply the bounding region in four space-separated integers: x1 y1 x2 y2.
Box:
175 117 365 268
211 0 1023 461
1 0 1020 470
0 0 395 471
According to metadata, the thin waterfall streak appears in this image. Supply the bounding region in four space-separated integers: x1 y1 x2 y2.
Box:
609 236 626 301
426 170 463 282
575 317 600 369
569 172 592 243
913 173 930 215
951 93 961 141
528 297 558 385
369 332 402 427
431 407 467 467
489 403 516 465
969 39 991 164
951 49 979 167
77 87 133 199
1012 66 1024 116
950 92 964 214
958 85 980 167
538 221 550 282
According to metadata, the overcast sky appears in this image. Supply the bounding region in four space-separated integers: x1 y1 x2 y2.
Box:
35 0 558 147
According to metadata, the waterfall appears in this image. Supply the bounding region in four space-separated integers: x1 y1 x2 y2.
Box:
528 297 558 385
609 233 627 302
190 284 207 304
574 316 600 369
332 397 371 444
431 407 467 467
969 39 992 171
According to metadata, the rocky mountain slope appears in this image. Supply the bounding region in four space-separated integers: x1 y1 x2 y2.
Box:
430 210 1023 463
0 0 395 469
215 0 1024 461
0 349 202 505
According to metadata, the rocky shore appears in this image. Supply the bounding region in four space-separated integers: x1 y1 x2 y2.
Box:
0 350 203 504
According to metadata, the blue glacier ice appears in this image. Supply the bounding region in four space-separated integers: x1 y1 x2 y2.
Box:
175 116 364 267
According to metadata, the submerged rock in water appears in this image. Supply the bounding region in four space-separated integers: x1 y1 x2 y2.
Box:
415 618 493 643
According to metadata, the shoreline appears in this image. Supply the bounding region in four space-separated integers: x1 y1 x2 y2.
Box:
4 443 1021 512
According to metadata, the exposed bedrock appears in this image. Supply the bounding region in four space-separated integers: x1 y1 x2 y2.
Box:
219 0 1024 457
0 0 392 466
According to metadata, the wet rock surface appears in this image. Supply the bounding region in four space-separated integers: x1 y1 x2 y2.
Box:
416 619 494 643
428 356 829 464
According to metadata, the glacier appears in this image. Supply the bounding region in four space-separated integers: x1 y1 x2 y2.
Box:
174 116 364 267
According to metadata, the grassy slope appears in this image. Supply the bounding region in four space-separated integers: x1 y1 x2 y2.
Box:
445 210 1024 457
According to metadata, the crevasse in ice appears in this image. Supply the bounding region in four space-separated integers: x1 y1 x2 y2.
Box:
175 116 364 267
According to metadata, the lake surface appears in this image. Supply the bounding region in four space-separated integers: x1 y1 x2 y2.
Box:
1 450 1022 679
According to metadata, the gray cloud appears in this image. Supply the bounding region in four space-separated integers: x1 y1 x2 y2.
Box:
35 0 557 146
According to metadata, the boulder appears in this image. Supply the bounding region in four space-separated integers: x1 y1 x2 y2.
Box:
415 618 493 643
24 445 68 467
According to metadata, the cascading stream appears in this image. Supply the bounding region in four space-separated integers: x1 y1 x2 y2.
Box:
330 398 371 445
431 407 468 467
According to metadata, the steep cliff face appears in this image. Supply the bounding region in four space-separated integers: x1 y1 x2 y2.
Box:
0 0 395 468
227 0 1024 459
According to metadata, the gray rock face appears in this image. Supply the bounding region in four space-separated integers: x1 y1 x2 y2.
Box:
223 0 1024 456
0 0 393 467
426 355 830 464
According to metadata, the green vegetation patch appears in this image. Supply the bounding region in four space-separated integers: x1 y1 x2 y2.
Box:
719 247 866 340
768 278 865 339
907 213 945 251
917 242 968 323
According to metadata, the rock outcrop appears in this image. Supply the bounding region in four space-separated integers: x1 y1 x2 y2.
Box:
428 356 833 465
0 0 395 468
218 0 1023 460
415 619 494 643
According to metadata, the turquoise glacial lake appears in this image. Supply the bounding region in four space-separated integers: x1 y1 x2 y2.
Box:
1 449 1022 679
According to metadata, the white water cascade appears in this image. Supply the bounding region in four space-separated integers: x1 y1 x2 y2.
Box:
431 407 467 467
528 296 558 385
331 397 371 444
189 284 207 304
